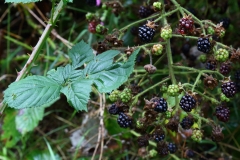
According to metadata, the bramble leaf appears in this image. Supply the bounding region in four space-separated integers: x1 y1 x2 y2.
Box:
47 64 83 84
61 79 93 111
84 48 140 93
16 107 45 135
69 40 94 69
4 76 61 109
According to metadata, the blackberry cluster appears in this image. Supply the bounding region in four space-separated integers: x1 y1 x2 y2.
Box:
221 81 236 98
138 23 156 43
197 37 211 53
180 116 194 129
138 6 154 18
184 149 195 158
215 106 230 122
178 16 194 35
220 63 231 76
206 60 217 70
179 94 196 112
108 104 119 115
152 132 165 142
153 98 168 113
168 143 177 154
117 112 132 128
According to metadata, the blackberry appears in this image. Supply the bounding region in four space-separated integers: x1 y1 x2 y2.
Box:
138 21 156 43
86 0 96 6
168 143 177 154
109 90 120 102
197 37 211 53
137 135 149 147
178 16 194 35
166 119 179 132
88 20 99 33
214 48 229 62
179 94 196 112
219 63 231 76
117 112 132 128
120 88 132 103
211 125 224 142
152 44 163 56
206 60 217 70
138 6 154 18
215 105 230 122
167 84 180 96
219 18 230 29
191 129 203 142
184 149 195 158
153 98 168 113
152 126 165 142
180 116 194 129
157 142 169 156
221 81 236 98
108 104 119 115
161 25 172 40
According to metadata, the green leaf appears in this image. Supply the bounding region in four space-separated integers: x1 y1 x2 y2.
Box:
69 40 94 69
5 0 41 3
47 64 83 84
26 151 61 160
61 79 93 111
15 107 45 135
84 48 140 93
4 76 61 109
1 108 21 148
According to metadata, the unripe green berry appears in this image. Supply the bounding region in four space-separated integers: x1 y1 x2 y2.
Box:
220 93 230 102
207 26 215 34
160 84 168 93
167 84 180 96
109 90 120 102
191 129 203 142
153 2 162 11
219 29 225 38
120 88 132 103
214 48 229 62
149 149 158 157
136 120 144 129
161 25 172 40
152 44 163 56
86 12 95 21
199 54 207 63
165 111 172 119
96 24 105 33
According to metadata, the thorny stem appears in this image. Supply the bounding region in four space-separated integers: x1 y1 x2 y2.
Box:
0 0 67 113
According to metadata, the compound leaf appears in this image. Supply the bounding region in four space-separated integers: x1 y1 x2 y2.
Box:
69 40 94 69
16 107 45 135
84 48 140 93
4 76 61 109
61 79 93 111
47 64 83 84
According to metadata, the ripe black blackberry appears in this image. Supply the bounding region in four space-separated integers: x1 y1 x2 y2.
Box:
138 6 154 18
108 104 119 115
86 0 96 6
219 18 230 29
153 98 168 113
206 60 217 70
152 132 165 142
215 105 230 122
138 21 156 43
168 143 177 153
179 94 196 112
219 63 231 76
180 116 194 129
221 81 236 98
117 112 132 128
197 37 211 53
